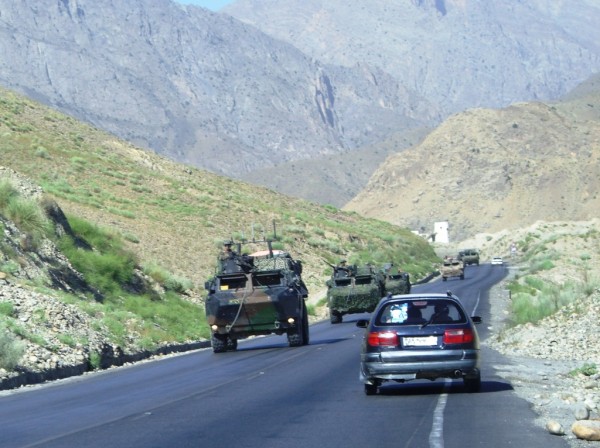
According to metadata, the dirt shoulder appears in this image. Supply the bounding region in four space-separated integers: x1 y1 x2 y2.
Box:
484 265 600 447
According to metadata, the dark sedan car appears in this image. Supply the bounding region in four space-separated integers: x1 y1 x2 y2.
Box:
356 291 482 395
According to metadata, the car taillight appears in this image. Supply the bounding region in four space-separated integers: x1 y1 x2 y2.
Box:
367 331 398 347
443 328 474 344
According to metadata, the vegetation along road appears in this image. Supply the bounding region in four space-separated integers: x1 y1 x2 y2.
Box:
0 264 570 448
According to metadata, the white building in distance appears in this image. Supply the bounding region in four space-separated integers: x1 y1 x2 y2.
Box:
434 221 449 244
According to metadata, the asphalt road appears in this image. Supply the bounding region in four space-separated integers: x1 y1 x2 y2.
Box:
0 263 569 448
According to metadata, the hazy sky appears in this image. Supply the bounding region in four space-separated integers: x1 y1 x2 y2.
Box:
177 0 235 11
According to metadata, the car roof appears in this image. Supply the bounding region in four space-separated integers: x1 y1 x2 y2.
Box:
384 293 459 302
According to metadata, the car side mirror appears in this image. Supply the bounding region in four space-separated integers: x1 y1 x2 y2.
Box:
356 319 369 328
471 316 482 324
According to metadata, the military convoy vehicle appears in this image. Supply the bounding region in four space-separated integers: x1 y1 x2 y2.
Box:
440 258 465 281
380 263 411 295
204 240 309 353
458 249 480 266
326 264 385 324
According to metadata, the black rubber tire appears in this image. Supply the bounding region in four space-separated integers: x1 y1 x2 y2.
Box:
442 277 447 282
301 303 310 345
330 310 342 324
226 337 238 351
364 383 378 396
287 327 303 347
288 301 310 347
464 371 481 393
211 334 227 353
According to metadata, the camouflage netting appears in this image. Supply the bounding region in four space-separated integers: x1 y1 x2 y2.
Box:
253 257 289 271
328 283 383 313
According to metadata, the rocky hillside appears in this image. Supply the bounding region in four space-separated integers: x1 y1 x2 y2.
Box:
226 0 600 122
2 0 600 206
456 219 600 445
0 0 424 195
345 75 600 241
0 167 198 388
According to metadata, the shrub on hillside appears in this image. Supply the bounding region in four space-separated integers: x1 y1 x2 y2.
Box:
0 325 25 370
0 179 18 210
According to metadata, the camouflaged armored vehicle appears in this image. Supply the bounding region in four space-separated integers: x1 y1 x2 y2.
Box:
458 249 480 266
204 241 309 353
380 263 411 295
440 258 465 281
326 264 385 324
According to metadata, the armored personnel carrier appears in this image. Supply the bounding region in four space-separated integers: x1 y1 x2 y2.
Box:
440 258 465 281
326 264 385 324
204 241 309 353
380 263 411 295
458 249 480 266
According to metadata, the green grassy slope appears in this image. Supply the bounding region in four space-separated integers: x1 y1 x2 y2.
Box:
0 87 440 298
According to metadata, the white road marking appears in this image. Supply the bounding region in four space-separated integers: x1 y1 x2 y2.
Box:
472 290 481 316
429 379 451 448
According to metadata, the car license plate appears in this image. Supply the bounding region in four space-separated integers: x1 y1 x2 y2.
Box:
403 336 437 346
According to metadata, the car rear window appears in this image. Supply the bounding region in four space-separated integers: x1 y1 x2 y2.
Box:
376 299 467 325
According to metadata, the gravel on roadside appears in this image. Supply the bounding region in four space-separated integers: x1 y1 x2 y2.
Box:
484 266 600 447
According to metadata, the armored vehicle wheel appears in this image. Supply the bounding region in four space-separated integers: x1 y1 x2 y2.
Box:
364 383 378 395
301 303 310 345
211 334 227 353
288 302 309 347
330 310 342 324
226 337 238 351
287 326 304 347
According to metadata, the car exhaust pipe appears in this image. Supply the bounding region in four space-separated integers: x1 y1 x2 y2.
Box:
452 370 462 378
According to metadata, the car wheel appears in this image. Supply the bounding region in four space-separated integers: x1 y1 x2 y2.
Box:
211 334 227 353
460 274 465 280
442 277 447 282
464 372 481 393
364 383 378 396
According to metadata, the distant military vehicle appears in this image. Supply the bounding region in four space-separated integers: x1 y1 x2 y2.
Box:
204 240 309 353
326 263 385 324
380 263 411 295
440 258 465 281
458 249 480 266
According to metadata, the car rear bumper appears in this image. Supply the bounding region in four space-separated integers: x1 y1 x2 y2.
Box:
360 349 480 382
